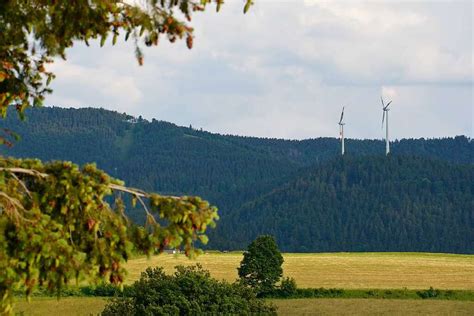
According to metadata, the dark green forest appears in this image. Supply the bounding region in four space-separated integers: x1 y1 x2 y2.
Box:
216 156 473 253
1 107 472 253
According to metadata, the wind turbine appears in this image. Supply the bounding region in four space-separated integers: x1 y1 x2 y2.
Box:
338 106 345 155
381 97 393 155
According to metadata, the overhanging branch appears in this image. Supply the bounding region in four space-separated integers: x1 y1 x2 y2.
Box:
0 167 180 222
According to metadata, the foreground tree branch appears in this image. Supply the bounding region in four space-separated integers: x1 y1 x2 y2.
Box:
0 157 218 314
0 2 254 314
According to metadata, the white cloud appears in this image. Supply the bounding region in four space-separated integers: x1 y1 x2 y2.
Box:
44 0 473 139
47 60 143 113
382 86 398 100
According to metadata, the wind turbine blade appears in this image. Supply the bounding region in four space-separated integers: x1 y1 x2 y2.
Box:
382 111 385 128
384 100 392 110
339 107 344 123
381 96 385 107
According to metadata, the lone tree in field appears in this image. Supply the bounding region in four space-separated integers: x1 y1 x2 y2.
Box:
0 1 253 314
238 235 284 296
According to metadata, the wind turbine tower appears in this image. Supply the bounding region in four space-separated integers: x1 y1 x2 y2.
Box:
381 97 393 155
338 106 345 155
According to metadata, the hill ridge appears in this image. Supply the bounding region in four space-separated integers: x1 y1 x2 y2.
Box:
1 106 472 253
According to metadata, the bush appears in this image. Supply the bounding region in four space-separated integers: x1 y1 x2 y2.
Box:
279 277 298 297
311 288 344 298
101 264 276 315
238 235 284 297
417 287 440 299
79 284 130 297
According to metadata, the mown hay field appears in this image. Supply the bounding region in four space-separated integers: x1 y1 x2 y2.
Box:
14 297 107 316
124 252 474 289
14 297 474 316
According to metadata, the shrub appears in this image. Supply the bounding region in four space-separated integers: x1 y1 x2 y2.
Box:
101 264 276 315
417 287 440 299
365 290 376 297
312 288 344 297
79 284 128 297
279 277 298 297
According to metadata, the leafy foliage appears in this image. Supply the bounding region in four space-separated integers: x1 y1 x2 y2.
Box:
0 0 253 123
278 277 298 297
417 287 441 299
238 235 284 296
101 264 276 315
0 157 217 314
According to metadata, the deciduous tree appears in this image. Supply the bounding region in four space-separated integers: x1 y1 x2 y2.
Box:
0 158 218 314
238 235 283 296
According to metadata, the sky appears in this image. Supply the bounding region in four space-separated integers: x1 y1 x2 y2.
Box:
45 0 473 140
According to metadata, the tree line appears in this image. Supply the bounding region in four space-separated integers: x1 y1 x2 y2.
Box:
213 155 473 253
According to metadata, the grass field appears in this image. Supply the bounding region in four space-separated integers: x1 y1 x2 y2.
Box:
271 298 474 315
13 252 474 315
14 297 107 316
14 297 474 315
124 252 474 289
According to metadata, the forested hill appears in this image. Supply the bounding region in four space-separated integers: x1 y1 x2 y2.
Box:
211 156 474 253
1 107 473 253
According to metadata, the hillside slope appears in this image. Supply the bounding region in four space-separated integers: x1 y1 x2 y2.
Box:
212 156 473 253
1 107 472 252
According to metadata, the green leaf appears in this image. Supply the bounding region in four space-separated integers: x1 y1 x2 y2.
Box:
198 235 208 245
244 1 251 14
100 35 107 47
